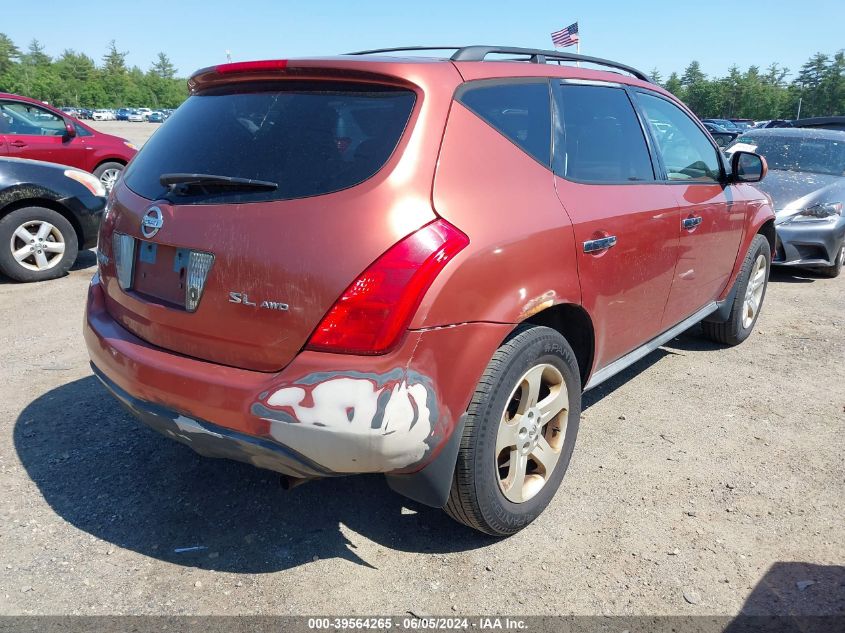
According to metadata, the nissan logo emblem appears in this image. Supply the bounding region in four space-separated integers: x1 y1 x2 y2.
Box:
141 206 164 238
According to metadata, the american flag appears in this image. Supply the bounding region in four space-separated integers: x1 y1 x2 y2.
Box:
551 22 579 48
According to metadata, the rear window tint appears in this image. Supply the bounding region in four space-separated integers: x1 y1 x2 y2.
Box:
554 84 655 183
122 82 416 204
457 81 552 167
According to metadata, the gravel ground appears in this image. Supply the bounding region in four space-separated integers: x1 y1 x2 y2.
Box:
87 120 159 147
0 251 843 616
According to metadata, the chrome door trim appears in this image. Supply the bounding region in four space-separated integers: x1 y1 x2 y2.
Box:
584 301 718 391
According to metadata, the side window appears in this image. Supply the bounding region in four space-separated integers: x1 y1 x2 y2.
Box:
637 93 722 182
0 101 66 136
554 84 655 183
458 81 551 167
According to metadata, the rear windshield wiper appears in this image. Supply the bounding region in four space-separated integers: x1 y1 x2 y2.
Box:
160 173 278 194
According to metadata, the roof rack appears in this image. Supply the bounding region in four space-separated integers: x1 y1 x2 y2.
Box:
346 46 652 83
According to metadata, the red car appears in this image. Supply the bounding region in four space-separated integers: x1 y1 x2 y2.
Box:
84 47 774 535
0 93 137 191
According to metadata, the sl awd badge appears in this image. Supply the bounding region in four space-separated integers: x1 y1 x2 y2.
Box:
228 292 289 312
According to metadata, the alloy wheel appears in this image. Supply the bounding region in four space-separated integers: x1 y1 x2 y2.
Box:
99 168 121 192
496 363 569 503
742 253 767 329
10 220 66 272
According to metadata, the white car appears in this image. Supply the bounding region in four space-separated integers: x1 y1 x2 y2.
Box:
127 110 145 122
136 107 152 120
92 109 112 121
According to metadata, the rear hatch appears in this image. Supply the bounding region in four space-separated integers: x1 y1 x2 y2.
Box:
99 65 440 372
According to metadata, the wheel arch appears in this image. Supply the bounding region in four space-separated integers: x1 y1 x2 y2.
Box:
519 302 595 388
93 157 127 172
0 197 84 249
758 219 776 256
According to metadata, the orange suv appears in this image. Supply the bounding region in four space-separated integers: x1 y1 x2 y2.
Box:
84 46 774 535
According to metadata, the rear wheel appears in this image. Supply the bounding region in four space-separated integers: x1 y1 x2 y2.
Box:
0 206 78 282
93 161 124 193
814 244 844 278
702 233 770 346
444 325 581 536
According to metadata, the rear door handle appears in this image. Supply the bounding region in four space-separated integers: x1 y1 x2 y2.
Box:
9 140 26 148
682 216 703 230
583 236 617 253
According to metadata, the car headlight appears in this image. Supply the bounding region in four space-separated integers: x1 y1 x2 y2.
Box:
64 169 106 197
124 141 137 150
789 202 842 222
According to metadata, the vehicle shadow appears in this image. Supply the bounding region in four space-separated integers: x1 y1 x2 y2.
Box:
14 376 493 573
721 562 845 631
769 268 819 284
70 248 97 271
0 249 96 284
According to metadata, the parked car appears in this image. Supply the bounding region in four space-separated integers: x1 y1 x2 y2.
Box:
0 157 105 281
116 108 131 121
127 110 145 122
0 93 137 192
92 109 112 121
147 111 164 123
730 118 755 131
85 47 774 535
702 118 741 132
727 128 845 277
701 121 738 148
59 106 79 119
791 116 845 132
136 107 153 121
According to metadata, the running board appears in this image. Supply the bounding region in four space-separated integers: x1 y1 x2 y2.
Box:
584 302 718 391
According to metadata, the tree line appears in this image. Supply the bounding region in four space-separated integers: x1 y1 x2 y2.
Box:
0 35 186 109
653 51 844 120
1 33 843 120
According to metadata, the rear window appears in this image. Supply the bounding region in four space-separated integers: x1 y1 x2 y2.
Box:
457 80 552 167
122 81 416 204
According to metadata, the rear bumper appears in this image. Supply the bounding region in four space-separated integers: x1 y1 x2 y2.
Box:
84 278 509 480
92 363 329 478
774 218 845 267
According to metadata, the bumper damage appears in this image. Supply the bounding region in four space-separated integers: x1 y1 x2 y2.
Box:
84 279 510 498
774 217 845 267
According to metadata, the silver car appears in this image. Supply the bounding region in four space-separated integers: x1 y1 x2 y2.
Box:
727 128 845 277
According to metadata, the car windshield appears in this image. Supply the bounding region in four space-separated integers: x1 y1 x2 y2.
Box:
122 81 416 204
729 134 845 176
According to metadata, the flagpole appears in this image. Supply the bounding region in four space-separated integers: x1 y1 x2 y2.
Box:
576 28 580 67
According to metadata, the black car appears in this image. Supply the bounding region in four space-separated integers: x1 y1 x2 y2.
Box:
701 120 739 148
0 157 105 282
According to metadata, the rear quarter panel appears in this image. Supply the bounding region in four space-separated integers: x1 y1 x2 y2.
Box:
414 100 580 328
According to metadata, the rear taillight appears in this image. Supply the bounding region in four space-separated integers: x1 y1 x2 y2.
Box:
112 233 135 290
185 251 215 312
306 220 469 355
215 60 288 74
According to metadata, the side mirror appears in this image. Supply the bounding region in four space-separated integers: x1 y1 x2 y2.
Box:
731 150 766 183
63 119 77 140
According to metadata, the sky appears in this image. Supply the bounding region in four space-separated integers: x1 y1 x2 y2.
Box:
3 0 843 81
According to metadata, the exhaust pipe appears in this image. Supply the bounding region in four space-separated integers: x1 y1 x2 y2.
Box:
279 474 311 491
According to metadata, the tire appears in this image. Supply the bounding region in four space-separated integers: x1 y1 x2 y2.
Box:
0 206 79 283
701 233 770 346
444 325 581 536
814 244 843 278
93 161 124 193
